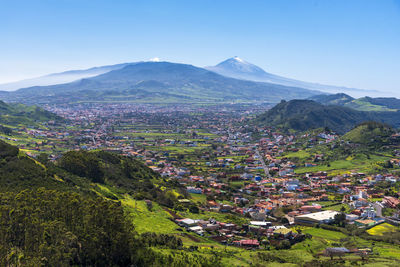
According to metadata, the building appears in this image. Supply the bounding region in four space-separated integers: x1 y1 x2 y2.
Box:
294 210 340 225
177 218 199 227
249 221 272 228
233 239 260 248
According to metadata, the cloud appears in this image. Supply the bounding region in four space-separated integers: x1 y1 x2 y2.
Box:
149 57 161 62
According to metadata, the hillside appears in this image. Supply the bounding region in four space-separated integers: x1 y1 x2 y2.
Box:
255 99 400 134
0 141 223 266
311 93 400 112
2 62 321 104
0 100 61 127
308 93 355 106
343 121 396 145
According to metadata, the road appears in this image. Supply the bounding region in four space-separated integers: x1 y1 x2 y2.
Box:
255 148 271 178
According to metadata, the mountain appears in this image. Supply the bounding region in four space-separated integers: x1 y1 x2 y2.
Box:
0 63 133 91
255 99 400 134
206 56 274 82
207 57 384 98
310 93 400 112
2 62 321 104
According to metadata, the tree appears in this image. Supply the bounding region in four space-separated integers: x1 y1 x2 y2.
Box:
281 217 289 224
333 213 346 227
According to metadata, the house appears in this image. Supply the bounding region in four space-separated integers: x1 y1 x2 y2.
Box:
382 196 400 208
345 214 359 222
273 228 292 238
177 218 199 227
188 226 204 235
324 247 350 259
233 239 259 248
187 187 203 194
249 221 272 228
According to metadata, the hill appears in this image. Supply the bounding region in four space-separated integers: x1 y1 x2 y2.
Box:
345 97 400 111
255 99 400 134
2 62 321 104
308 93 355 106
0 141 222 266
310 93 400 112
0 100 61 127
343 121 396 145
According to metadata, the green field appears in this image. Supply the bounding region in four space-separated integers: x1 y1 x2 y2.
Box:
121 195 181 234
367 223 399 236
295 154 390 174
281 150 311 159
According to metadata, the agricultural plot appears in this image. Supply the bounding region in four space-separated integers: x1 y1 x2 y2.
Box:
367 223 399 236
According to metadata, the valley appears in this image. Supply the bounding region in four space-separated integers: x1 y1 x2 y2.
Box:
1 100 400 266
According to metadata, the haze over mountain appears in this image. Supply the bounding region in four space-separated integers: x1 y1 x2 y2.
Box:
0 61 321 105
0 57 388 100
0 63 133 91
206 57 385 98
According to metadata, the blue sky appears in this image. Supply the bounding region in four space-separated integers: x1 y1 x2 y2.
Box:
1 0 399 94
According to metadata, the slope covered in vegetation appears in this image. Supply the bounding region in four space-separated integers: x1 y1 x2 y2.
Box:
343 121 395 146
0 140 222 266
0 100 62 127
256 99 400 134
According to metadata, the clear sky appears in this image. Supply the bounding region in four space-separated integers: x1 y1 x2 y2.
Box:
1 0 399 94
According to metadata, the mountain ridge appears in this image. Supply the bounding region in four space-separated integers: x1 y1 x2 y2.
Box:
1 61 322 104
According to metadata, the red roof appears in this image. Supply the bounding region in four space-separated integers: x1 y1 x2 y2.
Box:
239 239 259 246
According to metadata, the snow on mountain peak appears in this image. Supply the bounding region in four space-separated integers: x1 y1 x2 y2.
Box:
233 56 244 63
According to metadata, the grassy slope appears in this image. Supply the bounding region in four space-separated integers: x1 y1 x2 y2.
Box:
367 223 400 236
345 99 397 112
121 195 181 234
294 154 389 174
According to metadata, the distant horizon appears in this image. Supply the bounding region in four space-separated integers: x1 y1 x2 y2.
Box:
1 0 399 94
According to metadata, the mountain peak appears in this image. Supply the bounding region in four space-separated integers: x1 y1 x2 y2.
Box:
232 56 245 63
218 56 250 66
206 57 270 81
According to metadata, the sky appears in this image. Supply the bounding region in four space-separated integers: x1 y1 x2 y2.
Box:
1 0 399 94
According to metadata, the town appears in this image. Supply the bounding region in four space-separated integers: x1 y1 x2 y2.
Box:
3 102 400 260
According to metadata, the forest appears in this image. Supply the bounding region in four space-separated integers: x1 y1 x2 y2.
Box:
0 140 220 266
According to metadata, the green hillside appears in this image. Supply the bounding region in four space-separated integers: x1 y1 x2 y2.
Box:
0 140 224 266
343 121 395 145
256 99 400 134
308 93 354 106
345 97 398 112
0 100 61 127
311 93 400 112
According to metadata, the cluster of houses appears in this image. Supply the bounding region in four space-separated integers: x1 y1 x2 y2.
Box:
175 217 304 249
7 102 400 253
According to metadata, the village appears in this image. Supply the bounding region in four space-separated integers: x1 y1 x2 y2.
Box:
3 102 400 257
